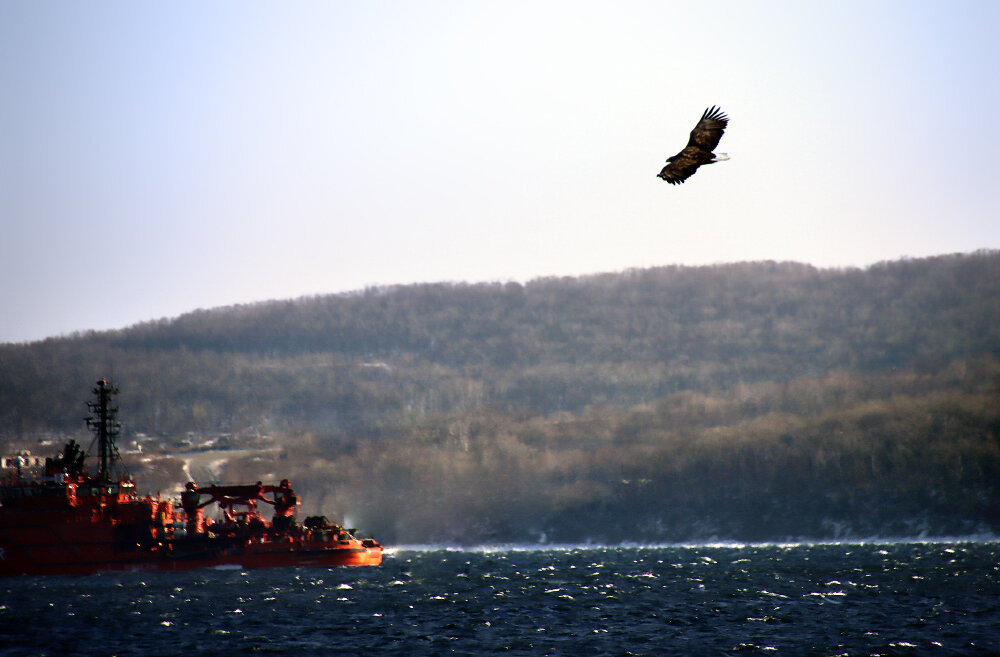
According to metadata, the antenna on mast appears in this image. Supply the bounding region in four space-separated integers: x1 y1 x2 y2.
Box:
85 378 124 483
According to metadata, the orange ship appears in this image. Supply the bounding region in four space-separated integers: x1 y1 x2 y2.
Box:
0 379 382 576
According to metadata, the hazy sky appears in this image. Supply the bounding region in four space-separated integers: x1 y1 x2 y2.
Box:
2 1 998 343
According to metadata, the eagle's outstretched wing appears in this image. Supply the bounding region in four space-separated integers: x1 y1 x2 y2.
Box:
658 106 729 185
687 105 728 152
658 151 705 185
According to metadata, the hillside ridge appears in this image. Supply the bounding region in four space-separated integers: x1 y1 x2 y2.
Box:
2 251 998 543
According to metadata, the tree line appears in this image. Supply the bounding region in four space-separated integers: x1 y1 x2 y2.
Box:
1 251 998 542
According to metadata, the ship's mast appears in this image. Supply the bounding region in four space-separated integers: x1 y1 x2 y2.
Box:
85 378 122 483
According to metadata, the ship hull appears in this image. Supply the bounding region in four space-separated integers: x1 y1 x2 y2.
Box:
0 505 381 577
0 529 382 576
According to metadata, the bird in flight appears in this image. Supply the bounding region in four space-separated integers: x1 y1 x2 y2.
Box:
657 106 730 185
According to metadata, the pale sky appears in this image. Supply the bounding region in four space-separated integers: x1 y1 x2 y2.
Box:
2 1 998 344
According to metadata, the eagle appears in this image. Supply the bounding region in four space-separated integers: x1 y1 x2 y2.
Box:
657 106 730 185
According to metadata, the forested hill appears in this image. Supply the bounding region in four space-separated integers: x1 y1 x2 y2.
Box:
2 251 1000 543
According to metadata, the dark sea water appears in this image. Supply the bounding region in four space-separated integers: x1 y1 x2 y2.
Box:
2 541 999 656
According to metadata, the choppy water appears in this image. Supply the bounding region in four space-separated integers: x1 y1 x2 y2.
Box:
2 541 999 656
